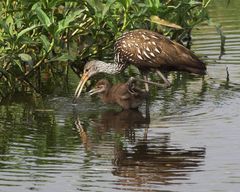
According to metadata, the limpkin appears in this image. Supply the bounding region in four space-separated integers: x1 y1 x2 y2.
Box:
89 78 147 110
74 29 206 100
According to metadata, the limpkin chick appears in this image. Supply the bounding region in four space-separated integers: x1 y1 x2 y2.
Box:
74 29 206 100
89 78 147 110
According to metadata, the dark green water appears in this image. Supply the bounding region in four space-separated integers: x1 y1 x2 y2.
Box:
1 0 240 191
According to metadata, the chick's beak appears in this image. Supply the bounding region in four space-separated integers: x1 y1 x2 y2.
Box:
89 87 104 96
73 72 90 102
88 88 98 96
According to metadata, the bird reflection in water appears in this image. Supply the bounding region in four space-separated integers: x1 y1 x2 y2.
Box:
112 138 205 185
75 117 92 152
74 108 150 152
74 108 205 186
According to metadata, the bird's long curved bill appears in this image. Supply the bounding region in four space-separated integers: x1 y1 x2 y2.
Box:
73 73 89 101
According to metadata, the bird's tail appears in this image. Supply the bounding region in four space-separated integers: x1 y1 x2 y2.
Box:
185 65 207 75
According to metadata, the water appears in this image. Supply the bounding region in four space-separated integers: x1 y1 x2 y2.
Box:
1 0 240 191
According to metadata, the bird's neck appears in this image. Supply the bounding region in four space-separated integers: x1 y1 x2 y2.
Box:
100 61 126 75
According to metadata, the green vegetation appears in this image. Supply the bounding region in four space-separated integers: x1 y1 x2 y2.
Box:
0 0 211 99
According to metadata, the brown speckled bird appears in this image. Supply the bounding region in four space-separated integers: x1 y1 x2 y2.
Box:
74 29 206 100
89 78 147 110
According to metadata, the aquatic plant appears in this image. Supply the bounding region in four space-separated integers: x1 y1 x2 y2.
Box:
0 0 212 99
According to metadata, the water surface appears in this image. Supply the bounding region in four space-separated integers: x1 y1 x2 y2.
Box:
1 0 240 191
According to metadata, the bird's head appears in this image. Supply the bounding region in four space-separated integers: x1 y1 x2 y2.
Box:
126 77 137 93
89 79 111 96
73 60 108 101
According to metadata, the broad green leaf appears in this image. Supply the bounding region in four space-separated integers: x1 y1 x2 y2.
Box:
40 35 51 52
0 20 10 35
33 5 52 27
49 53 76 62
150 16 183 29
14 58 24 72
57 10 85 34
86 0 101 11
17 24 40 40
102 0 116 19
147 0 160 8
154 0 161 9
18 53 33 63
6 15 15 37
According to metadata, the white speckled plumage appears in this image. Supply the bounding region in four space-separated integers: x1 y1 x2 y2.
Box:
74 29 206 99
114 29 206 73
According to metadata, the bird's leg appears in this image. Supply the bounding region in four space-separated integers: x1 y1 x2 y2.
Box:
129 76 166 90
131 77 165 88
156 70 171 87
143 74 149 92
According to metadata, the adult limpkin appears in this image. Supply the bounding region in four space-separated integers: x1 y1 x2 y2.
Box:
74 29 206 100
89 78 147 110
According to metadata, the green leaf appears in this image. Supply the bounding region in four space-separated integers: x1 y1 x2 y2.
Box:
18 53 33 63
48 53 76 62
102 0 116 19
17 24 40 40
0 20 10 36
57 10 85 34
32 4 52 27
39 35 51 52
14 59 24 72
6 15 15 37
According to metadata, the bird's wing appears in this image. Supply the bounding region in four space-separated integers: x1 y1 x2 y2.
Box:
115 29 206 74
109 84 130 101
